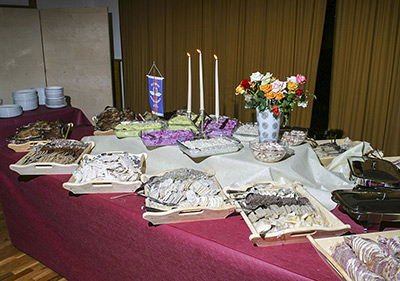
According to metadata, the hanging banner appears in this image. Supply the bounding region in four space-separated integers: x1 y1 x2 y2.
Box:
146 75 164 117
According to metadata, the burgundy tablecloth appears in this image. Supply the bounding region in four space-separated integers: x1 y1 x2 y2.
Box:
0 105 92 147
0 110 392 281
0 142 339 281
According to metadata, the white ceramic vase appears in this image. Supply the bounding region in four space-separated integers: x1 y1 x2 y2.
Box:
256 107 281 143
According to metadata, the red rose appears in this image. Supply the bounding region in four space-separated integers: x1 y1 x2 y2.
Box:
272 105 279 116
241 79 250 89
295 89 303 96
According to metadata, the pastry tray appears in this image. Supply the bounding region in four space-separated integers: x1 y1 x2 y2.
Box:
9 141 95 175
224 182 351 246
307 229 400 281
63 152 147 194
312 139 361 166
331 189 400 224
93 129 115 136
141 169 235 225
177 136 243 158
7 123 74 152
8 140 51 152
92 116 116 135
114 120 167 138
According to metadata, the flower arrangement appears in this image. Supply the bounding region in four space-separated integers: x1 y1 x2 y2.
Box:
235 72 315 126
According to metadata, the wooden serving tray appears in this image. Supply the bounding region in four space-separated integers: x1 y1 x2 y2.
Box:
224 182 351 246
8 140 51 152
93 129 115 136
314 139 360 166
7 123 74 152
141 169 235 225
9 141 94 175
63 152 147 194
307 229 400 281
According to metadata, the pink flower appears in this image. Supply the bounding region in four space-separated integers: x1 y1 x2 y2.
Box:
271 80 286 93
296 74 306 84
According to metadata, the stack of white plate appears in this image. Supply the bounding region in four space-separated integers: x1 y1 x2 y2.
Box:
45 86 67 108
12 89 38 111
0 104 23 118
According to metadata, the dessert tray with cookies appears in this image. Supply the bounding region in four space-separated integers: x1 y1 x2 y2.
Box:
224 181 350 246
7 119 73 152
9 139 94 175
63 151 147 194
140 168 235 225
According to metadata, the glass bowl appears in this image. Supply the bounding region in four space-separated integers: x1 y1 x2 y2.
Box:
249 140 286 163
279 127 308 146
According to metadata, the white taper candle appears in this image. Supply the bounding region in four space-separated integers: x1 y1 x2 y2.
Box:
214 54 219 119
187 52 192 114
197 49 204 111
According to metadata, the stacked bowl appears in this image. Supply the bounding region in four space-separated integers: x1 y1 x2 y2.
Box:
0 104 23 118
12 89 38 111
45 86 66 108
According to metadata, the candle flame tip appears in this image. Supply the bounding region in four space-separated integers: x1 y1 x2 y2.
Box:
187 52 190 56
196 49 201 53
214 54 218 59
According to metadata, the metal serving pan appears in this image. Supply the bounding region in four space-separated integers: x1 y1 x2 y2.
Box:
332 189 400 226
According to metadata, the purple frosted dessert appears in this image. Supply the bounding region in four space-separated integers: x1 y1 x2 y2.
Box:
204 118 238 137
141 130 194 146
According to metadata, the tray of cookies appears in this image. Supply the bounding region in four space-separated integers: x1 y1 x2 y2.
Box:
224 181 350 246
141 168 235 225
92 106 136 135
9 139 94 175
308 230 400 281
7 120 73 152
63 152 147 194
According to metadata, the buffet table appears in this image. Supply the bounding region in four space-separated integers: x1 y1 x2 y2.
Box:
0 107 389 280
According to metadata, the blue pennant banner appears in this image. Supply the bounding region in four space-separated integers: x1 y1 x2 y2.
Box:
146 75 164 117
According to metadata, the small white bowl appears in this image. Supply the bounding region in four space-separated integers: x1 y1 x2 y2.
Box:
280 129 307 146
250 140 286 163
0 104 23 118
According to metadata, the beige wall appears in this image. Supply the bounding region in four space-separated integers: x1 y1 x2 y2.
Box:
0 8 46 104
0 7 113 121
40 7 113 120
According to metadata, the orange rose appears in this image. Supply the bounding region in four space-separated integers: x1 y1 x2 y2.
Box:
287 81 298 91
265 91 276 99
260 83 272 94
275 92 285 100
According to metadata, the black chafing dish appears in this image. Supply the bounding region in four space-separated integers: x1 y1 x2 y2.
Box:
332 156 400 231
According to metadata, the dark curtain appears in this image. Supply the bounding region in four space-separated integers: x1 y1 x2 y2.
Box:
119 0 326 128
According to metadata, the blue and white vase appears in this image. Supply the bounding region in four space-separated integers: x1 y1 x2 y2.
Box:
256 107 281 143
